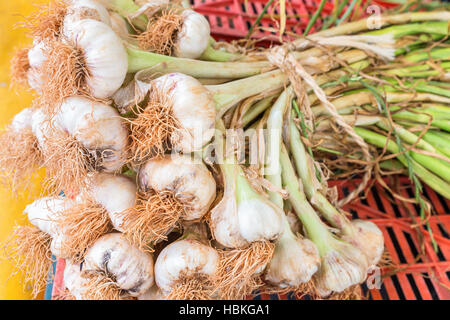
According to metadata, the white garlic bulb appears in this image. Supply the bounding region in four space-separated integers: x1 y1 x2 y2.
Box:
174 9 210 59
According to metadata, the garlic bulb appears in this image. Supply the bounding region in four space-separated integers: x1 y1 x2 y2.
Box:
88 172 137 232
174 9 210 59
0 107 43 193
154 238 219 298
130 73 216 160
32 96 129 194
211 163 283 247
63 0 112 38
315 235 370 294
84 233 154 297
342 219 384 267
62 19 127 99
138 154 216 221
265 219 320 287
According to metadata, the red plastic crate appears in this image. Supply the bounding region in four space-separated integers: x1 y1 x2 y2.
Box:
192 0 372 43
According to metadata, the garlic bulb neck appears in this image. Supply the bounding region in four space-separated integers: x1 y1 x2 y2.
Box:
63 0 112 38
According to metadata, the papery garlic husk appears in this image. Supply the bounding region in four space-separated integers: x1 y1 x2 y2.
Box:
108 11 131 41
33 96 128 195
315 235 370 294
154 237 219 299
64 260 88 300
210 163 283 247
129 73 216 161
40 18 127 108
0 108 43 193
84 233 154 297
174 9 210 59
341 219 384 268
124 154 216 249
265 220 320 288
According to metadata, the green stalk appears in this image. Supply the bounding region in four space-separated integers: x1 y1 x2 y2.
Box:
385 79 450 98
304 0 327 35
242 96 278 127
385 62 450 77
288 114 352 232
404 47 450 63
127 46 270 77
199 39 242 62
355 127 450 199
365 21 449 38
207 70 287 112
280 144 334 250
380 159 405 171
419 130 450 158
264 88 292 208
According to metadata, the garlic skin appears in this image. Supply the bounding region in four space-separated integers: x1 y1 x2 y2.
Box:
24 197 74 237
64 260 88 300
138 154 216 221
62 19 127 99
265 226 320 287
237 198 283 243
56 96 128 171
11 108 35 132
342 220 384 268
84 233 154 297
154 238 219 294
108 11 130 40
24 196 77 258
63 0 112 37
31 108 55 148
210 191 250 248
152 73 216 153
137 285 164 300
174 10 210 59
88 173 137 232
27 42 47 91
316 237 370 293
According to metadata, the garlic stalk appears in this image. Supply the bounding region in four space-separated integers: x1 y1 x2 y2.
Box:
121 154 216 251
154 223 220 299
280 144 369 294
32 96 128 195
288 114 384 267
0 108 42 193
82 232 154 298
262 88 321 287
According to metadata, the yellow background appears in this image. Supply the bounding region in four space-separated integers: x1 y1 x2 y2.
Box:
0 1 47 300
